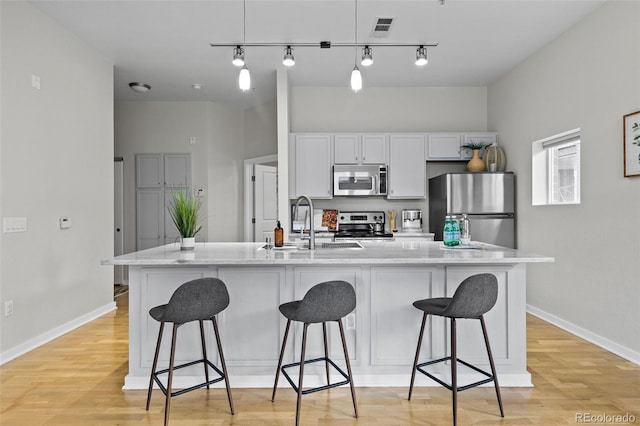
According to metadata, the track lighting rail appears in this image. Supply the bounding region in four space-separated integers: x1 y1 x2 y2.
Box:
211 41 438 48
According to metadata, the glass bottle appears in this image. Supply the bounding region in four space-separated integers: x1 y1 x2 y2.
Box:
460 214 470 245
274 221 284 247
443 215 454 246
451 215 460 246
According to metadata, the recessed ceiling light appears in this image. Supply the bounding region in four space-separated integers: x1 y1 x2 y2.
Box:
129 82 151 93
192 83 203 90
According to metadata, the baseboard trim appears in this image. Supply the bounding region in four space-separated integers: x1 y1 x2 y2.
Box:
527 305 640 365
0 301 117 365
124 372 532 390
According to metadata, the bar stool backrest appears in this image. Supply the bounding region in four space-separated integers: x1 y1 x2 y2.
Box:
297 280 356 323
161 278 230 324
443 273 498 319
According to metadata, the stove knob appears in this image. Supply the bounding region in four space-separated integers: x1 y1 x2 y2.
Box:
340 215 345 220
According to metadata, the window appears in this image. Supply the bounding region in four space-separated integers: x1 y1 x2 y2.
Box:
532 129 581 206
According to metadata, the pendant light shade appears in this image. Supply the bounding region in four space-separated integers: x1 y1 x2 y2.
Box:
232 46 245 67
361 46 373 66
415 46 428 66
350 65 362 92
283 46 295 67
239 65 251 91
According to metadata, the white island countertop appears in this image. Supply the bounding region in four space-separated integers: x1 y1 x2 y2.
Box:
102 241 553 266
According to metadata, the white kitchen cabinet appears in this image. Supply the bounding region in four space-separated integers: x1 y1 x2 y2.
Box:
334 134 387 165
388 134 426 199
135 153 191 249
462 133 497 159
370 266 444 366
426 133 465 160
290 134 333 199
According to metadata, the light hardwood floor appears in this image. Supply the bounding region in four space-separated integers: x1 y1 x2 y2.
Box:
1 291 638 425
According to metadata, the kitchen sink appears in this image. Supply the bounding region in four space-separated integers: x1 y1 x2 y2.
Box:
258 241 363 251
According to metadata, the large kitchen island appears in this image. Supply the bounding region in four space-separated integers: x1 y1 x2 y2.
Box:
102 240 553 390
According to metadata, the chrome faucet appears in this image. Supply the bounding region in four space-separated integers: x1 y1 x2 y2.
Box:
293 195 315 250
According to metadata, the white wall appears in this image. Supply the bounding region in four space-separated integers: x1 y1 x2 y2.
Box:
488 0 640 357
291 86 487 133
0 2 114 358
244 101 277 159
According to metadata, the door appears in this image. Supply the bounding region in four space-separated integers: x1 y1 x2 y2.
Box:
114 159 124 284
253 164 278 242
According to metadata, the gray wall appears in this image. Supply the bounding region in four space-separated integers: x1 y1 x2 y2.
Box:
488 0 640 356
0 2 114 356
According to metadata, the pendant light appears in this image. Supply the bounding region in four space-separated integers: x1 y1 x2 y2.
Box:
283 46 295 67
238 0 250 91
232 46 245 67
361 46 373 67
415 45 428 66
351 0 362 92
239 65 251 91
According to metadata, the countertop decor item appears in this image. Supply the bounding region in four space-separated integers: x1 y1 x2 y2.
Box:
168 190 202 250
462 141 489 172
623 110 640 177
482 142 506 172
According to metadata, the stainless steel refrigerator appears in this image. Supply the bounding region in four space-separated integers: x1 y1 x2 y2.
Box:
428 172 516 248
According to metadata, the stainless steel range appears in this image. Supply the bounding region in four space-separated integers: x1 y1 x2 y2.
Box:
333 211 394 240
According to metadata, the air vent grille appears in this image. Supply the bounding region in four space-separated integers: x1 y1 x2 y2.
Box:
372 17 395 37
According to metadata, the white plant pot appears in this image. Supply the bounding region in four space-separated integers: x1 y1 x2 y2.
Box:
180 237 196 251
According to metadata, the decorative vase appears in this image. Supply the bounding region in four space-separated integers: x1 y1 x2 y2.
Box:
467 149 486 172
180 237 196 251
482 143 506 172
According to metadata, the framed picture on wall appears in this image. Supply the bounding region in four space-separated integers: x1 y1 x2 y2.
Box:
623 110 640 177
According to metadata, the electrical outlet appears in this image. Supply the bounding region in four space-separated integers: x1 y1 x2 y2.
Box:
4 300 14 316
346 313 356 330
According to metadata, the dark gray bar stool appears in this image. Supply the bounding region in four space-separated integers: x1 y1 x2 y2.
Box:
408 273 504 426
146 278 234 426
271 280 358 426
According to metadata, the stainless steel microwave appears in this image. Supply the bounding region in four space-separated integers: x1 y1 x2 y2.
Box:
333 165 388 197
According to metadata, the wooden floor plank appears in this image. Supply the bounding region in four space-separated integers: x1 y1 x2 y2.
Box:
1 293 638 425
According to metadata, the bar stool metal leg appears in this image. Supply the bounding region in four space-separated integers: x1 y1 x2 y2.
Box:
147 321 165 410
164 324 179 426
480 315 504 417
408 313 428 401
199 320 210 389
451 318 458 426
338 319 358 418
271 319 291 402
322 322 331 385
296 323 309 426
212 316 234 415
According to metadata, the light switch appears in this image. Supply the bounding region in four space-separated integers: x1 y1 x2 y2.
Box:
59 217 72 229
2 217 27 233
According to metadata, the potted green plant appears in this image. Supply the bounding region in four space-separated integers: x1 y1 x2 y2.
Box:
461 141 490 172
168 190 202 250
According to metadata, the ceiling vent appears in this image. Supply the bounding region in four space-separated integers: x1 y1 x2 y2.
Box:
371 17 395 38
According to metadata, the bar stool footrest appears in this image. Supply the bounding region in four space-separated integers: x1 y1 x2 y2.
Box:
416 356 495 392
281 357 350 395
153 359 226 398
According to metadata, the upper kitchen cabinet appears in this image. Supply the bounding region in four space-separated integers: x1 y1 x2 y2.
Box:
388 134 426 199
426 133 465 160
462 133 497 149
290 134 333 199
334 134 387 165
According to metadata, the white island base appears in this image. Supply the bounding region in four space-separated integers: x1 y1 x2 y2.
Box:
104 241 552 390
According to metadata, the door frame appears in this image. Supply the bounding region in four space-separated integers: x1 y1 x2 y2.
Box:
243 154 278 242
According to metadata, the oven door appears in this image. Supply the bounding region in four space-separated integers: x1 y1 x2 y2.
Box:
333 171 377 196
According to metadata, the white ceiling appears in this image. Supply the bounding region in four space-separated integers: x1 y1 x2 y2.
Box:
30 0 606 110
